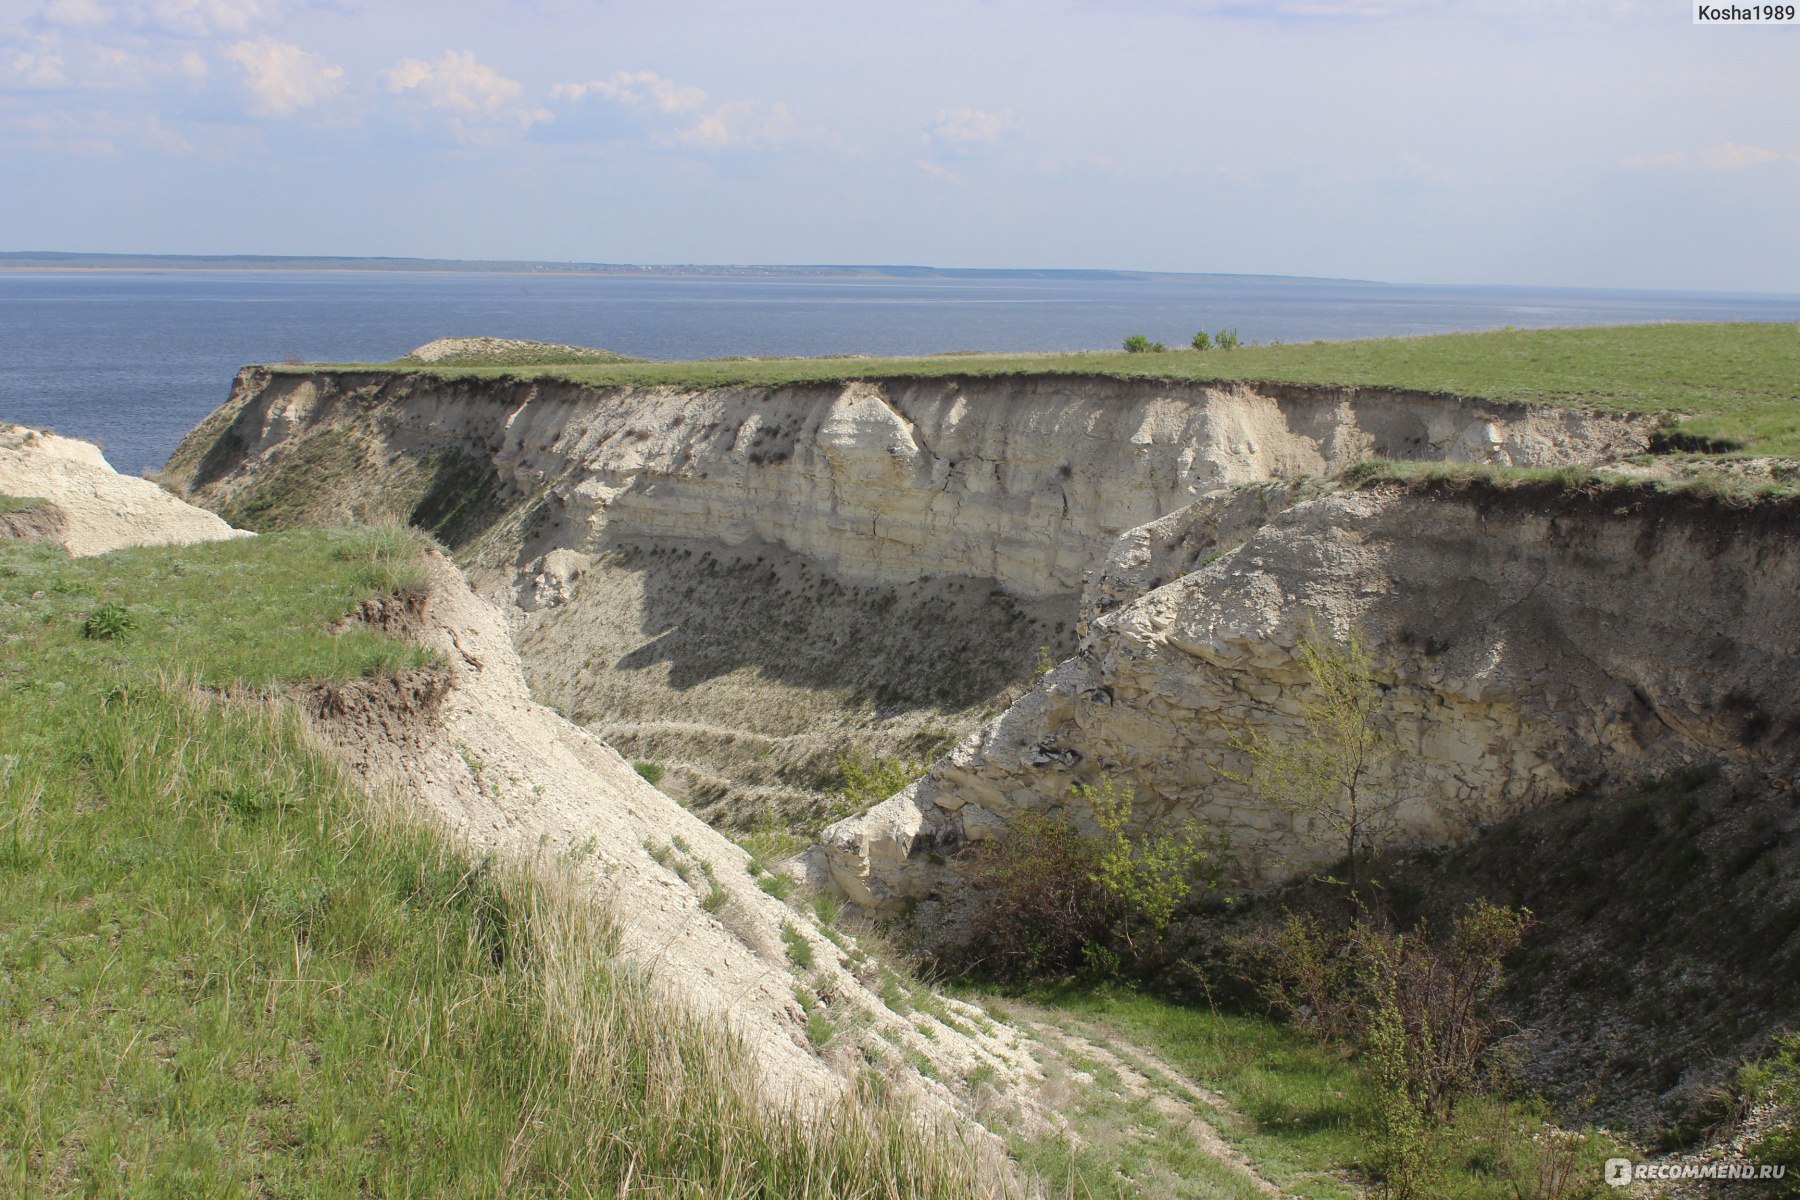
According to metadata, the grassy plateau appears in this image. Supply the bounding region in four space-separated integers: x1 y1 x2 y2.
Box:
297 321 1800 456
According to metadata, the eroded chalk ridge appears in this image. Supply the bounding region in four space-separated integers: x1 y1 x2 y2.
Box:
165 368 1654 835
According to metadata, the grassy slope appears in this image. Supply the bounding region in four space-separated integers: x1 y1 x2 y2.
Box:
0 531 1000 1199
994 988 1626 1200
0 495 46 513
299 322 1800 455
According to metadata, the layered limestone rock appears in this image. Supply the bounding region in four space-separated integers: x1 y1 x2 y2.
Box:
165 368 1655 831
820 481 1800 931
168 368 1654 601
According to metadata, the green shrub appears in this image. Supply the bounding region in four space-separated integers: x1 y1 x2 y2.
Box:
1244 900 1531 1121
968 776 1213 979
1743 1032 1800 1195
1191 330 1212 351
781 920 815 969
1215 328 1241 350
632 760 665 786
1080 776 1214 953
1122 334 1167 354
81 602 134 641
823 750 921 829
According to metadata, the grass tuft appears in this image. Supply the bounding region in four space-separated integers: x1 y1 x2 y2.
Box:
782 920 816 969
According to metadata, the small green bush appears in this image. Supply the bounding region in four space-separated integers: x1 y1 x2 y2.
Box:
81 602 134 641
1215 328 1241 350
1743 1032 1800 1195
632 760 665 786
1191 330 1212 351
967 776 1213 979
822 750 920 830
1122 334 1167 354
781 920 815 969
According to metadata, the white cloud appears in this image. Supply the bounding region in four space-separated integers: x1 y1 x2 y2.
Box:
2 37 69 85
675 98 796 150
914 157 958 182
552 69 704 113
2 104 192 155
144 0 280 36
36 0 288 35
1698 142 1789 170
929 107 1013 146
383 50 548 140
1625 142 1799 171
225 35 341 116
39 0 110 27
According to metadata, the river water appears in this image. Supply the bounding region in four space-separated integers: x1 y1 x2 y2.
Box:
4 268 1797 476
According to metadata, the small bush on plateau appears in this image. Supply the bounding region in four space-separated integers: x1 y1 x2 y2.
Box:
1123 334 1167 354
81 602 134 641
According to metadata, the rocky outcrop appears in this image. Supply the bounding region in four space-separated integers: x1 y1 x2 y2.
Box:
2 423 247 556
167 368 1654 600
821 480 1800 931
164 368 1656 834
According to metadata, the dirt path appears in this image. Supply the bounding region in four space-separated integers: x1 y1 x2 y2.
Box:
999 1004 1361 1200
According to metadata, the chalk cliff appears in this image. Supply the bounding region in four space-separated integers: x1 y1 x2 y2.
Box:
820 478 1800 931
166 367 1656 831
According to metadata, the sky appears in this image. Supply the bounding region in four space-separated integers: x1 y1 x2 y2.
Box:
0 0 1796 291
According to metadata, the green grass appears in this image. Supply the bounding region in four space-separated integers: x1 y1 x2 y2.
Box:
782 920 816 969
0 532 1008 1198
988 986 1625 1200
1343 455 1800 504
1024 988 1367 1199
295 322 1800 455
0 493 46 513
0 529 435 690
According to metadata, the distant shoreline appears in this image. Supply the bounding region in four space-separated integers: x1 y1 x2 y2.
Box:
0 254 1374 287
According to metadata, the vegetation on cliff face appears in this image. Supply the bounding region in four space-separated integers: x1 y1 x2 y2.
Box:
0 530 1008 1199
298 321 1800 456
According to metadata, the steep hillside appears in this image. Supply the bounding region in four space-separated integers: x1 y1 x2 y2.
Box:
1 429 1033 1197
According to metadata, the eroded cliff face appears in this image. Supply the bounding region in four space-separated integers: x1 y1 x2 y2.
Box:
166 368 1654 833
821 480 1800 932
170 367 1652 599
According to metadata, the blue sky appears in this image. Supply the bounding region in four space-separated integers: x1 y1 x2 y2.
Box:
1 0 1795 290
